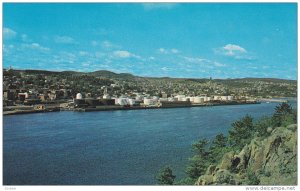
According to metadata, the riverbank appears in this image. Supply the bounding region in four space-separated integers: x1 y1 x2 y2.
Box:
3 101 260 115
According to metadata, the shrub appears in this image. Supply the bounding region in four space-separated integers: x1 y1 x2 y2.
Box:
156 166 176 185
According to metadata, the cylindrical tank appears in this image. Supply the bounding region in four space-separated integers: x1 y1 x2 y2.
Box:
227 96 233 101
168 97 175 102
214 96 220 100
135 95 143 101
194 97 204 103
76 93 83 100
180 97 188 101
118 98 129 106
128 99 135 105
221 96 228 101
188 97 194 102
103 94 111 99
144 98 154 105
152 96 159 101
159 98 168 102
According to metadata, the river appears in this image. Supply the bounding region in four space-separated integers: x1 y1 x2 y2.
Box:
3 101 297 185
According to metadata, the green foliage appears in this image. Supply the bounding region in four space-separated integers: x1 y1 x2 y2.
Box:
185 139 211 180
175 177 195 185
228 115 254 150
209 134 230 164
156 166 176 185
192 139 209 157
186 155 208 179
246 171 260 185
254 116 273 137
212 133 227 148
272 103 294 127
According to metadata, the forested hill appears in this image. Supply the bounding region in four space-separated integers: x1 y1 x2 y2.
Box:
4 69 297 98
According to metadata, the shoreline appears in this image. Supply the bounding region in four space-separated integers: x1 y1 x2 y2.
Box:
3 101 260 116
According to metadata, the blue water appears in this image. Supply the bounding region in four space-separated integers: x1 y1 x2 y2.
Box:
3 101 297 185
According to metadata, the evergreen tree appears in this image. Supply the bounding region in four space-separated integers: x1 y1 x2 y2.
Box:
186 139 210 180
156 166 176 185
228 115 254 150
272 103 294 127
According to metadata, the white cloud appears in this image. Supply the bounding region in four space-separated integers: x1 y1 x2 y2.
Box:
3 44 15 54
223 44 246 55
158 48 180 54
213 62 226 67
158 48 167 54
113 50 131 58
3 27 17 39
21 43 50 52
182 56 208 63
82 62 90 67
113 50 140 59
79 51 89 56
161 67 171 71
171 48 179 54
143 3 177 10
21 34 31 42
183 56 226 67
95 51 105 58
54 35 76 44
215 44 255 60
102 40 120 49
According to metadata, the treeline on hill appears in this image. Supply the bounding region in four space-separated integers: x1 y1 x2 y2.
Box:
156 102 297 185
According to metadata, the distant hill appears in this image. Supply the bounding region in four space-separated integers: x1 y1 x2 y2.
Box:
89 70 136 79
6 68 296 83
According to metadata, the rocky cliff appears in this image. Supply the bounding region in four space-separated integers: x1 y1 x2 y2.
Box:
196 124 297 185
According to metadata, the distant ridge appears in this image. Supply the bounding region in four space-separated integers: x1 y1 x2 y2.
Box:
4 68 296 82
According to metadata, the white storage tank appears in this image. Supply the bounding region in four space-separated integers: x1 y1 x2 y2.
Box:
227 96 233 101
159 98 168 102
118 98 129 106
175 95 185 100
194 97 204 103
180 97 188 101
128 99 135 106
214 96 221 100
144 98 154 106
187 97 194 102
135 95 143 101
168 97 175 102
103 94 111 99
221 96 228 101
152 96 159 101
76 93 83 100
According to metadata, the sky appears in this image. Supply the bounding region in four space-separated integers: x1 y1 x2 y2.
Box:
3 3 297 79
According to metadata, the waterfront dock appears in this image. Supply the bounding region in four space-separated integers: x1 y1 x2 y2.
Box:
258 98 288 103
3 101 260 115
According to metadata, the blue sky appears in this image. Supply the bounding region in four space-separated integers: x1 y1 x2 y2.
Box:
3 3 297 79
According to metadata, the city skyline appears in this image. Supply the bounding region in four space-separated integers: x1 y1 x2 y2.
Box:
3 3 297 80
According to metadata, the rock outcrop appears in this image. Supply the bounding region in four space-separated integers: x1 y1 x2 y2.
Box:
196 124 297 185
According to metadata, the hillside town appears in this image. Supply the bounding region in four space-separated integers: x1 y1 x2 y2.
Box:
3 68 296 114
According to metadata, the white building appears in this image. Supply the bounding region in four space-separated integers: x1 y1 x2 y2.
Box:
76 93 83 100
